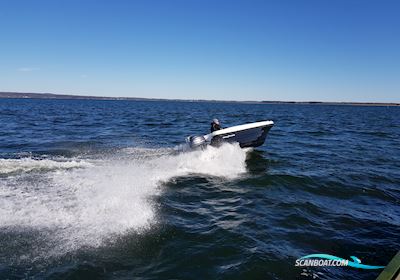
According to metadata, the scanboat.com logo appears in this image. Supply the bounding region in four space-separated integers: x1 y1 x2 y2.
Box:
295 254 384 270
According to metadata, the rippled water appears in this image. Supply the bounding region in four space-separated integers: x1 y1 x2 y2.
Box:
0 99 399 279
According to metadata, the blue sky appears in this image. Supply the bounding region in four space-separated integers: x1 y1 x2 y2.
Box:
0 0 399 102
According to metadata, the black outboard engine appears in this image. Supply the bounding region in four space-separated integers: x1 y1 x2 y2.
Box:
187 135 207 150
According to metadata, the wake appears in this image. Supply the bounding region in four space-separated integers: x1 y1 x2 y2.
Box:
0 143 248 259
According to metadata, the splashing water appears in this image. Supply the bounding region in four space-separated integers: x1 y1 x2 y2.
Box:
0 143 248 259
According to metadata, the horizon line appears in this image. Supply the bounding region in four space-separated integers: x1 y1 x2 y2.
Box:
0 91 399 106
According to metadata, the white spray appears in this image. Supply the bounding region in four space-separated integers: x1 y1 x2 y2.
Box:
0 143 248 258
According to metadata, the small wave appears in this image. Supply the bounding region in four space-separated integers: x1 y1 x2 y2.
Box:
0 157 91 175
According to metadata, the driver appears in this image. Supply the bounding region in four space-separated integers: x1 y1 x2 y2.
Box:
210 118 222 132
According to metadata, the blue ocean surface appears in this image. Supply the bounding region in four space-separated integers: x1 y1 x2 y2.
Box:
0 98 399 279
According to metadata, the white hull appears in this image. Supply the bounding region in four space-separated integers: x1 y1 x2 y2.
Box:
187 120 274 149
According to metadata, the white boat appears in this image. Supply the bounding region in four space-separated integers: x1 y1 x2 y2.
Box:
186 120 274 149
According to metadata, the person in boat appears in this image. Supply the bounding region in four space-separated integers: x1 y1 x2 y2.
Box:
210 118 222 132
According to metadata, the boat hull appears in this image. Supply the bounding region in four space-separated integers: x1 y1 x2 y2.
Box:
204 120 274 148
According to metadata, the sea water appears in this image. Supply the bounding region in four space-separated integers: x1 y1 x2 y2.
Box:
0 99 399 279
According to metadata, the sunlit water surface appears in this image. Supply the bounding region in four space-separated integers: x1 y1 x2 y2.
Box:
0 99 399 279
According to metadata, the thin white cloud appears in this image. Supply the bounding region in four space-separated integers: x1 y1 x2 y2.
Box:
18 67 40 72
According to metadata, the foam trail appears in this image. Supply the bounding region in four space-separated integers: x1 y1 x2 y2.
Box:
0 143 248 258
0 157 91 175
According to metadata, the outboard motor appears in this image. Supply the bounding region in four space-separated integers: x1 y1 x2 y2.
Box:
187 135 207 150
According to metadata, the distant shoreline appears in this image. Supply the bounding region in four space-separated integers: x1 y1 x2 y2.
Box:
0 91 399 106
